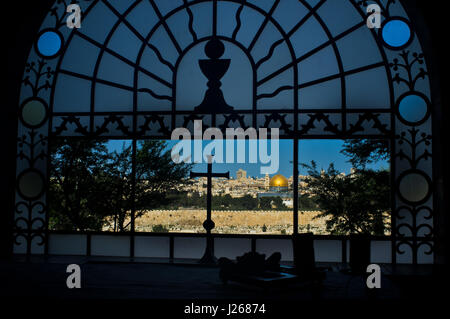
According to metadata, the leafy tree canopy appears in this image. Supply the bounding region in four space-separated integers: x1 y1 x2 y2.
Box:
301 161 390 235
49 139 192 232
341 139 389 169
300 139 391 235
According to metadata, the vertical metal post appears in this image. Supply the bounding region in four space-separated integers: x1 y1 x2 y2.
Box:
200 161 216 264
130 139 137 258
293 138 299 235
191 157 229 264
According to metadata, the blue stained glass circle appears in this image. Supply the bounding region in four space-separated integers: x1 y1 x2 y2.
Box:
397 93 430 125
382 19 412 49
36 30 62 58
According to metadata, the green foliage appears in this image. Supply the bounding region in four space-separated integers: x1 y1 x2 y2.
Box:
299 139 391 235
341 139 389 169
258 196 288 210
131 140 193 230
49 139 192 232
213 194 259 210
301 161 390 235
158 192 292 211
262 224 267 232
151 224 169 233
48 139 111 231
298 194 319 211
259 197 272 210
152 191 293 211
49 137 391 235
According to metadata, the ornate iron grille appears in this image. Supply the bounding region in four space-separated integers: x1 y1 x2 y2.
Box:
15 0 433 264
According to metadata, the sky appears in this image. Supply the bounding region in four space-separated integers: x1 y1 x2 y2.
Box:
107 139 389 179
52 1 398 177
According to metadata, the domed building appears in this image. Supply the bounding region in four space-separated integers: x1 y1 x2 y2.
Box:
258 174 293 208
269 174 289 192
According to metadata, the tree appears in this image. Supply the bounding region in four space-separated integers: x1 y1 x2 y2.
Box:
271 197 288 210
259 197 272 210
99 144 134 232
103 140 193 232
234 195 258 210
341 139 389 169
301 161 390 235
259 196 287 210
49 139 111 231
152 224 169 233
299 139 391 235
49 139 192 232
298 194 319 211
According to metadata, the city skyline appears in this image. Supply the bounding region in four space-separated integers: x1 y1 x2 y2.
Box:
107 139 389 179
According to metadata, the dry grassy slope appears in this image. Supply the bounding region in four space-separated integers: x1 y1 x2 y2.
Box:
135 210 326 228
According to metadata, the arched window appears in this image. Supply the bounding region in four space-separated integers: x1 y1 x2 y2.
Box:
16 0 434 264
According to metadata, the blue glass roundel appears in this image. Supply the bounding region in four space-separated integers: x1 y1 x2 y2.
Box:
398 94 428 124
382 19 412 48
37 30 62 57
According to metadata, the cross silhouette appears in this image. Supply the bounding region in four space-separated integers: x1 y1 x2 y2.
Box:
190 155 229 264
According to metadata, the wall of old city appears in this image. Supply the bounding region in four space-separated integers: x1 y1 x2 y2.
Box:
131 209 328 234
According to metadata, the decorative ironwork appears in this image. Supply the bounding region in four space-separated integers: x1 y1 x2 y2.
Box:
15 130 48 256
194 38 235 113
23 60 54 97
391 51 428 91
347 113 391 135
14 0 434 265
218 113 249 131
299 113 341 136
389 48 433 264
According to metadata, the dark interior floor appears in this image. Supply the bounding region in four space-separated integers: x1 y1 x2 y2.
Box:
1 255 443 302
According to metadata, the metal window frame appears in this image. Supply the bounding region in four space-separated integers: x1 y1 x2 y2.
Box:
13 0 434 265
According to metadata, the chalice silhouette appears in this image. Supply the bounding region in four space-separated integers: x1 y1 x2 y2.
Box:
194 38 234 113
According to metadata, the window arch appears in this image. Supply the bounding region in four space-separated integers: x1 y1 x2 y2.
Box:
16 0 434 264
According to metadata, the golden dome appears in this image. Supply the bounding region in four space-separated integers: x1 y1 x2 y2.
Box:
269 174 289 187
